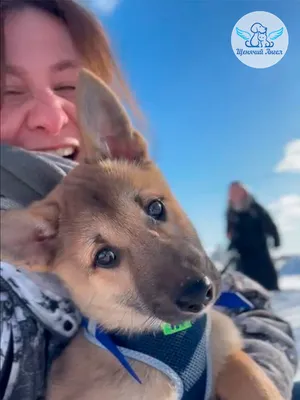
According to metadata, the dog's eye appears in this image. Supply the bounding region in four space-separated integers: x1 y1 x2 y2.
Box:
94 248 118 268
146 199 166 221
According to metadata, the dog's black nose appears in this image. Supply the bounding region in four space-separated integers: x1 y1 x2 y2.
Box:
175 277 213 314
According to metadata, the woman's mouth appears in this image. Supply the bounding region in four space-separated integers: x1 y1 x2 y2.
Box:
44 146 79 161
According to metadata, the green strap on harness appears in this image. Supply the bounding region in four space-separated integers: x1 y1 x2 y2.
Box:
161 321 192 335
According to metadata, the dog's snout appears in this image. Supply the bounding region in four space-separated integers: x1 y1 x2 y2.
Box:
175 277 213 314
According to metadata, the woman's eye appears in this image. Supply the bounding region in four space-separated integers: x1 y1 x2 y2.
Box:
4 89 25 96
93 248 119 269
146 199 166 221
54 85 76 93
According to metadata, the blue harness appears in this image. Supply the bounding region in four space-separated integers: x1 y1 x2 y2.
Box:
82 292 253 400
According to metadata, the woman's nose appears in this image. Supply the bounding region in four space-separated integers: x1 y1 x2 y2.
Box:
26 91 69 136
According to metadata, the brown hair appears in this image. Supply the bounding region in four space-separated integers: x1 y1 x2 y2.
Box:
0 0 143 122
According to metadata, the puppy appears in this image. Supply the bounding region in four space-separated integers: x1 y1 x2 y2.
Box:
1 69 283 400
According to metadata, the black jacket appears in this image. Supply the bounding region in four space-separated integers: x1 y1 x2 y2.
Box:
227 200 280 253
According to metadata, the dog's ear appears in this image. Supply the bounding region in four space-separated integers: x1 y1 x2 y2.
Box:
76 68 149 163
0 202 60 270
251 23 260 33
104 129 149 163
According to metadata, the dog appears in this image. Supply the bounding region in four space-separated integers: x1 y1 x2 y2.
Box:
246 22 267 48
1 69 283 400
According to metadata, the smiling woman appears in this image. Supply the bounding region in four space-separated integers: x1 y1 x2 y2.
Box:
0 0 137 161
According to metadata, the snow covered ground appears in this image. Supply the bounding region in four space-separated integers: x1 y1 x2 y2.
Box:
271 256 300 381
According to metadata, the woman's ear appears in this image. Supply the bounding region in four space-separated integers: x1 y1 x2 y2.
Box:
0 202 60 270
76 68 149 163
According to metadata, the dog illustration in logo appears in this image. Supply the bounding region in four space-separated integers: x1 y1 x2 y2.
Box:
236 22 283 48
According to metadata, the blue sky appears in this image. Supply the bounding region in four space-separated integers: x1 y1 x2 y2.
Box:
87 0 300 254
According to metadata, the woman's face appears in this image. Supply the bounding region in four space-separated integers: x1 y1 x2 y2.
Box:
1 8 82 160
229 184 247 204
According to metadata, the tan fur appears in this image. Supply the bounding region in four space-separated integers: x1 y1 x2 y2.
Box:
210 309 243 385
216 349 284 400
0 69 283 400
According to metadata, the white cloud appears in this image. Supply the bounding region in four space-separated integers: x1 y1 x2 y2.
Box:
268 194 300 254
275 139 300 173
80 0 121 14
268 194 300 232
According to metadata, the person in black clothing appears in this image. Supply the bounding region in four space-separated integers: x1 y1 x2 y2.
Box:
226 181 281 291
